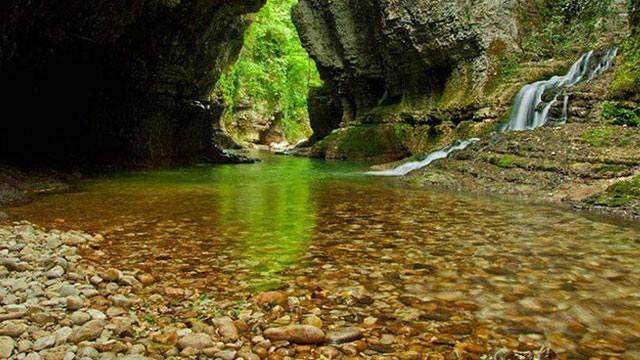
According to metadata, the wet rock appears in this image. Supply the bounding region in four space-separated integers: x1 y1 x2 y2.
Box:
302 315 323 329
324 327 362 344
46 266 65 279
137 274 154 286
380 334 395 345
33 335 56 351
70 311 91 325
213 316 238 341
101 269 122 283
0 336 14 358
176 333 213 350
237 351 260 360
0 321 27 337
61 233 86 246
263 325 325 345
369 342 394 353
252 291 288 307
68 320 104 343
66 296 84 310
214 349 236 360
77 346 99 358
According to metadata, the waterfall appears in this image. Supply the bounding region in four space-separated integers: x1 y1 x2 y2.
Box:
561 95 570 124
366 138 480 176
367 48 618 177
503 48 618 131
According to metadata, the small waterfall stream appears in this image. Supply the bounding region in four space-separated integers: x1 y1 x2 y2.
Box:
504 48 618 131
368 48 618 177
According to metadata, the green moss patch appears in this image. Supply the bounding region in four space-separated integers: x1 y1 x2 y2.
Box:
587 175 640 209
492 155 529 169
312 124 412 160
580 126 616 147
603 101 640 127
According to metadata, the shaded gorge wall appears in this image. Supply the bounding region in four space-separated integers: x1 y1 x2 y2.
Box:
0 0 264 168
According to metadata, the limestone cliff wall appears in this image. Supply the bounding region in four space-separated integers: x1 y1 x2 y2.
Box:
0 0 263 167
293 0 519 124
294 0 629 160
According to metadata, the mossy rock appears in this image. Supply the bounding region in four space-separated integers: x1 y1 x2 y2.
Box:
586 175 640 210
310 124 412 161
602 101 640 127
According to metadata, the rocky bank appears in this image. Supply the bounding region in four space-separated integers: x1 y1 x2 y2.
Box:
0 220 573 360
293 0 630 161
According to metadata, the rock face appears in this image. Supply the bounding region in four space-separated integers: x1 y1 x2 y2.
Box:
0 0 264 167
293 0 629 160
293 0 486 125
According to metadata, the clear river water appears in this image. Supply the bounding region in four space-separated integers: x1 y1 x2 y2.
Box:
6 152 640 358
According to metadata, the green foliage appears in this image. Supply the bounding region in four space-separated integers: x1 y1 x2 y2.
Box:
214 0 321 143
494 155 528 169
520 0 615 59
603 101 640 127
580 126 616 147
497 155 516 168
610 36 640 98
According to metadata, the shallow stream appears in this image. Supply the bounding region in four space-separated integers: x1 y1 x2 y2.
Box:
6 153 640 357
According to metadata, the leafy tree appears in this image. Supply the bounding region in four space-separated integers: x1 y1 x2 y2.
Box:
214 0 321 144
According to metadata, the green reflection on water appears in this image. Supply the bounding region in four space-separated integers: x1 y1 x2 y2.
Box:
213 155 318 291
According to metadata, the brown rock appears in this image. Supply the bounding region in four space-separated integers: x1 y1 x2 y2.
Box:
302 315 323 329
0 321 27 337
263 325 325 345
68 320 104 343
177 333 213 350
153 331 178 345
253 291 288 307
325 327 362 344
101 268 122 282
213 317 238 341
137 273 155 286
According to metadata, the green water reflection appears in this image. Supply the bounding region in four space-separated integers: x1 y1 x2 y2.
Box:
7 152 373 291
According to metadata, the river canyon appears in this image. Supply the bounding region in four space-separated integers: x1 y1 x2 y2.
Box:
1 0 640 359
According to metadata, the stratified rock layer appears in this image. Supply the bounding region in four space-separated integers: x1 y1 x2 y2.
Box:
0 0 263 167
293 0 629 160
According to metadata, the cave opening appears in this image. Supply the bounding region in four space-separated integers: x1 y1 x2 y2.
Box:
213 0 322 149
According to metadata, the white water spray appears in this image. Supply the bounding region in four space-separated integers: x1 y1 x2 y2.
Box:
368 48 618 177
366 138 480 176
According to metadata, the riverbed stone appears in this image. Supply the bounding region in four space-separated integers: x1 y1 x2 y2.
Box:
214 349 236 360
213 317 238 341
68 320 104 343
302 315 323 329
0 336 14 358
252 291 288 307
101 269 122 283
325 327 362 344
46 266 65 279
263 325 325 345
33 334 56 351
0 321 27 337
66 295 84 310
176 333 213 350
70 311 91 325
111 295 135 309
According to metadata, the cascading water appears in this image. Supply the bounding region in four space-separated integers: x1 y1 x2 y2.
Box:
368 48 618 177
365 138 480 176
503 48 618 131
